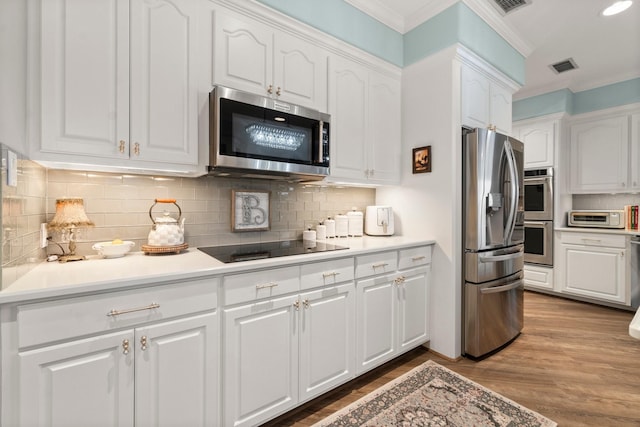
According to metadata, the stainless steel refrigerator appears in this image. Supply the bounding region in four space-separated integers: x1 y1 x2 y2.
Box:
463 128 525 358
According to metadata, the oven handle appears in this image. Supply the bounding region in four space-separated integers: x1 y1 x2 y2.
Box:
524 221 548 226
480 278 522 294
479 247 523 263
524 177 550 185
631 240 640 245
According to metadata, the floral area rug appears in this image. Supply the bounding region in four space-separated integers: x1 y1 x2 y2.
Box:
312 360 557 427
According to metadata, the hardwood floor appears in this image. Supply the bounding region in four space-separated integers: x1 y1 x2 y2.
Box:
262 291 640 427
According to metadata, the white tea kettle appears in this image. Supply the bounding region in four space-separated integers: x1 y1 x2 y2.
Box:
147 199 185 247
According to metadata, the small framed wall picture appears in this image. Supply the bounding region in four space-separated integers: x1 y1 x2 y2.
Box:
413 145 432 174
231 190 271 232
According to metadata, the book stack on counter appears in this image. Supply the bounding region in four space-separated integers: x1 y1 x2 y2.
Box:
625 205 639 230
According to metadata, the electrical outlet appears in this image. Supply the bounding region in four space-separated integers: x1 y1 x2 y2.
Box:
40 223 48 248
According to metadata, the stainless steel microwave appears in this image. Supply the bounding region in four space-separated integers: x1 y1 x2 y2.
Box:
209 85 330 181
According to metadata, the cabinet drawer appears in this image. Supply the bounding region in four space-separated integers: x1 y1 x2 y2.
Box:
17 278 218 349
223 266 300 305
355 251 398 278
398 246 432 270
301 257 354 290
560 232 626 248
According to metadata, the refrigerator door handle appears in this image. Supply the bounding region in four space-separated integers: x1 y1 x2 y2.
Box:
478 247 523 263
503 140 519 243
480 278 523 294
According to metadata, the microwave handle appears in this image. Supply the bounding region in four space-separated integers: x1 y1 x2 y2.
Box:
318 121 324 163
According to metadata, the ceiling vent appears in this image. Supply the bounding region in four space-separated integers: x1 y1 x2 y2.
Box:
491 0 532 15
550 58 579 74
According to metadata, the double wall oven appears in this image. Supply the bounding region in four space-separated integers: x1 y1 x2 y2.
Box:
524 168 553 266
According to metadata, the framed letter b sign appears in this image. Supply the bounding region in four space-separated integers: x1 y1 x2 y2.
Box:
232 190 270 232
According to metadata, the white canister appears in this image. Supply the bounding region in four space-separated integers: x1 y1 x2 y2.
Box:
325 218 336 238
335 214 349 238
303 229 317 241
316 224 327 240
347 208 364 237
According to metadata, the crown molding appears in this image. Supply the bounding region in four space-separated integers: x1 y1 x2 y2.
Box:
343 0 405 32
461 0 532 57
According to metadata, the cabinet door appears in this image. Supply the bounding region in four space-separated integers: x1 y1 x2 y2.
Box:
461 66 489 130
213 10 273 96
631 113 640 191
368 72 401 184
40 0 129 159
19 330 134 427
517 120 555 168
356 274 396 374
129 0 198 165
299 283 356 402
560 244 627 304
570 116 629 193
223 295 299 427
328 55 368 181
135 312 218 427
489 82 512 135
274 32 327 111
397 266 430 352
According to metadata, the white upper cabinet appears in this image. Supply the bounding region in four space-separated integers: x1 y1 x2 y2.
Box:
513 119 556 168
461 64 513 135
36 0 200 173
570 114 629 193
328 54 401 185
213 9 327 111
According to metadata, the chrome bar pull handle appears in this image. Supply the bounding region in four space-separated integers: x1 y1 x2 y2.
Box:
256 282 278 290
372 262 389 269
322 271 340 279
140 336 148 351
411 256 426 262
107 303 160 317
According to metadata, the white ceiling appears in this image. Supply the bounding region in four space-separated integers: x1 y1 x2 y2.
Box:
346 0 640 100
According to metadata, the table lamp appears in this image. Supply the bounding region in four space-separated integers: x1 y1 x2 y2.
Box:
47 198 95 262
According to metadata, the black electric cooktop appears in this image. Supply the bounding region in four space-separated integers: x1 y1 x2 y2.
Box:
198 240 349 263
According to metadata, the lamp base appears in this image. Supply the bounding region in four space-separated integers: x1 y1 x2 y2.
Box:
58 254 86 263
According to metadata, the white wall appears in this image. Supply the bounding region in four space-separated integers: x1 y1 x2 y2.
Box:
377 45 463 359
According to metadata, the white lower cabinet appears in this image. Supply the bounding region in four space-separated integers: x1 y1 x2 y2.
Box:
14 279 219 427
356 248 431 375
222 261 356 427
558 232 628 305
523 264 554 291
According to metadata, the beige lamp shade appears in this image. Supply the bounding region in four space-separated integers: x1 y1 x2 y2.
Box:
48 198 95 230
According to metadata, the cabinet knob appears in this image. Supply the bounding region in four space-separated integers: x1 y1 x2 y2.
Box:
293 300 300 311
140 335 148 351
267 84 273 95
122 339 130 355
394 275 406 285
119 140 126 154
303 299 310 309
276 86 281 96
133 142 140 156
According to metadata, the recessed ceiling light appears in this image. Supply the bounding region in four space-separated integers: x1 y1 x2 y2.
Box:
602 0 633 16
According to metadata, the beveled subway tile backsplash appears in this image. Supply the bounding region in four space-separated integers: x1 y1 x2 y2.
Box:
45 169 375 255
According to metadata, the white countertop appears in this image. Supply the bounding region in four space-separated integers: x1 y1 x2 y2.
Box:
556 227 640 236
0 236 435 304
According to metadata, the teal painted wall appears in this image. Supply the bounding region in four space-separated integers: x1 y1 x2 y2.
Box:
255 0 403 66
257 0 524 83
257 0 637 118
514 78 640 121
